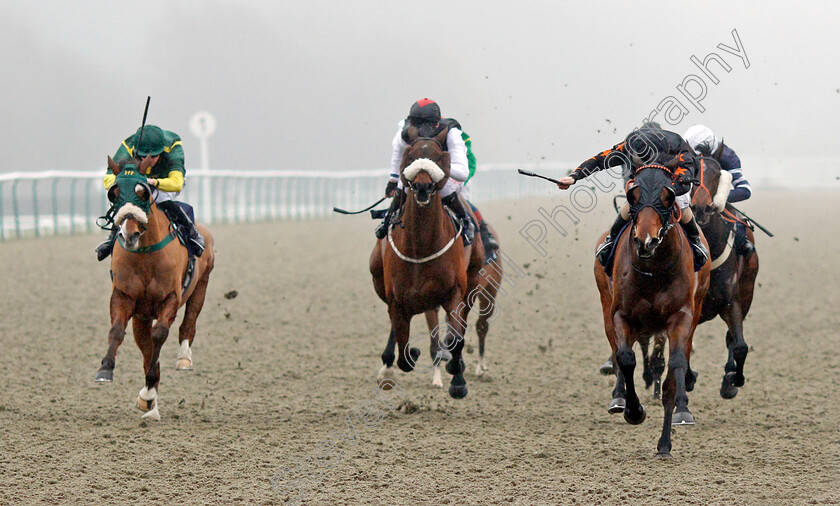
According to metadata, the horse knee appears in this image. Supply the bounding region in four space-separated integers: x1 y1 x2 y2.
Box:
668 350 688 371
151 325 170 344
616 348 636 370
108 326 126 343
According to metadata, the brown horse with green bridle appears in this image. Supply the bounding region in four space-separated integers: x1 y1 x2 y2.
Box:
93 156 215 420
370 126 488 399
594 165 710 457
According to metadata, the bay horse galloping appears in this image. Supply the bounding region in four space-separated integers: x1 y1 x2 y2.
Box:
692 156 759 399
93 156 215 420
370 127 485 399
594 165 710 458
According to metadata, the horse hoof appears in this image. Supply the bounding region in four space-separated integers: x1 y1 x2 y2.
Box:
136 396 155 412
726 371 745 388
377 365 396 390
655 452 673 459
608 398 626 414
672 410 695 426
449 383 468 399
175 358 193 371
720 381 739 400
599 359 614 376
94 370 113 383
624 405 646 425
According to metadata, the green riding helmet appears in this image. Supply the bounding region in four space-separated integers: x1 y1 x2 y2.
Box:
135 125 166 157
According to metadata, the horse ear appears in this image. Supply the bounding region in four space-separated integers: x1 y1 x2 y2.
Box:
661 187 676 208
139 155 154 173
107 156 122 175
627 185 641 206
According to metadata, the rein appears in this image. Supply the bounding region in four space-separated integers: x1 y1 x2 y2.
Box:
386 209 463 264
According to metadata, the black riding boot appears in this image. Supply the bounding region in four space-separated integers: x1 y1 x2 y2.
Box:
375 191 404 239
95 227 119 261
681 216 708 271
733 221 755 256
158 200 205 257
442 193 476 246
478 221 499 251
596 213 630 266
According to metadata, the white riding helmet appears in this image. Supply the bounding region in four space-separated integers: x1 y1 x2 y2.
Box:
684 125 721 155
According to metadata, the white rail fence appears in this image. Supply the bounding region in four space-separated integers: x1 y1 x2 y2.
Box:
2 157 836 241
0 164 572 240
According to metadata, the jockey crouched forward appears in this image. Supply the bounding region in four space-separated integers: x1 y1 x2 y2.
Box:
95 125 205 261
556 122 708 269
684 124 755 256
375 98 498 252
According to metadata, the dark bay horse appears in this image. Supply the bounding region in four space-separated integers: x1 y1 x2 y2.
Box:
370 127 485 398
692 156 759 399
594 165 710 457
93 156 215 420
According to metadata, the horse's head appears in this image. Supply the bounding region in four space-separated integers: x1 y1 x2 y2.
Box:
400 126 450 207
106 155 155 251
627 165 677 259
690 156 731 226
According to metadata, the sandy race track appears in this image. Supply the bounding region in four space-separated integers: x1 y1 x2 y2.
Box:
0 189 838 505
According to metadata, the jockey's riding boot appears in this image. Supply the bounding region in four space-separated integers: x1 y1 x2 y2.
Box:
478 221 499 251
596 213 630 266
681 216 708 270
158 200 205 257
442 193 476 246
375 191 403 239
733 222 755 256
95 227 119 261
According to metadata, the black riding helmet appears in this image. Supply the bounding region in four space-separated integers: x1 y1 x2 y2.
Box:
407 98 441 125
402 98 444 141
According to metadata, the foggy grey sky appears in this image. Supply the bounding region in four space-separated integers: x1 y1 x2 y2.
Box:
1 0 838 173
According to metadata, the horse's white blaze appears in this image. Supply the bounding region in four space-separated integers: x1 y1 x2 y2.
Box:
432 366 443 388
114 203 148 226
404 158 445 183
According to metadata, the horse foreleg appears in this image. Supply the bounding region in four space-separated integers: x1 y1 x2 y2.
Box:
474 286 497 377
137 294 179 421
425 310 444 388
444 293 469 399
177 269 211 371
639 336 653 390
720 301 748 399
94 290 135 383
613 313 645 425
378 329 397 389
391 308 418 374
657 311 696 457
651 333 666 399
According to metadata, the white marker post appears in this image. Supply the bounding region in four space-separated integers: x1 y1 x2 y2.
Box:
189 111 217 223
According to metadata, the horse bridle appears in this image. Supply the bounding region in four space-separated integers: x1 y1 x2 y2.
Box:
403 136 449 199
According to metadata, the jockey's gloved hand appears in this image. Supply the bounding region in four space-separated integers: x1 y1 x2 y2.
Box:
385 180 398 198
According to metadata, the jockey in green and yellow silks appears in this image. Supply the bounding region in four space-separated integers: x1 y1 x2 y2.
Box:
95 125 205 261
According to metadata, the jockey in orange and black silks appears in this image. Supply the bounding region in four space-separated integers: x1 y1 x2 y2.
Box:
555 122 708 270
95 125 205 261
